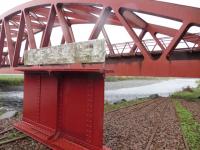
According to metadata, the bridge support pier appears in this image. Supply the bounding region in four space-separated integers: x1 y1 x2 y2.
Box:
15 66 109 150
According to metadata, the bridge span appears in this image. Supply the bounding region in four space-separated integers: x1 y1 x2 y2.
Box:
1 1 200 150
0 0 199 77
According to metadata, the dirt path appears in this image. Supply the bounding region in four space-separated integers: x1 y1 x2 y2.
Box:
148 100 187 150
0 99 188 150
104 98 187 150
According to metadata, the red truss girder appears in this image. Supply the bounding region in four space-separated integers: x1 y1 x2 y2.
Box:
0 0 199 77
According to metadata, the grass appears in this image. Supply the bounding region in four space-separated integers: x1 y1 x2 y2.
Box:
104 98 147 112
0 75 24 87
8 131 23 139
105 76 167 82
0 110 6 116
0 102 5 116
171 81 200 101
174 100 200 150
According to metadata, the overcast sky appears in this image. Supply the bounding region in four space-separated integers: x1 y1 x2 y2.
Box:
1 0 200 52
0 0 200 16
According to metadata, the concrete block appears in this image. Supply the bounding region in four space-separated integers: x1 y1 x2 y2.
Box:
24 39 106 65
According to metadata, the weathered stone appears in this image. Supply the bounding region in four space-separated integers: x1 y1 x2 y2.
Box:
24 39 106 65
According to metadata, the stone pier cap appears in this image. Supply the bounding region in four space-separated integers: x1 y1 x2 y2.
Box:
24 39 106 66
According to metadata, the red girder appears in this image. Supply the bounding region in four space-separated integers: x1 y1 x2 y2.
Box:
102 27 114 54
89 7 112 40
13 14 25 67
55 4 75 43
23 11 37 49
40 5 56 47
0 0 199 77
0 22 5 66
4 19 15 65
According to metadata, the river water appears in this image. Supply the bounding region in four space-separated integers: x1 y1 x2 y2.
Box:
0 78 198 105
105 78 199 103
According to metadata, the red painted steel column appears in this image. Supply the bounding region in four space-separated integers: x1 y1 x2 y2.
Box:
15 67 110 150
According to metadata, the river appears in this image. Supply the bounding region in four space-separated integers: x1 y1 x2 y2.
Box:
0 78 199 105
105 78 199 103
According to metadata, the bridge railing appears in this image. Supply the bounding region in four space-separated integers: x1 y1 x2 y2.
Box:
3 33 200 65
106 32 200 57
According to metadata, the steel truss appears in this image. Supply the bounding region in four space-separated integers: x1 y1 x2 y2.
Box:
0 0 200 77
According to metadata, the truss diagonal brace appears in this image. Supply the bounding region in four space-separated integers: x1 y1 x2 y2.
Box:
13 12 25 67
55 4 75 43
121 9 147 29
102 27 114 55
149 31 165 51
89 7 112 40
40 5 56 47
131 30 146 53
161 22 190 59
0 21 5 66
115 9 151 59
4 19 15 65
23 10 37 49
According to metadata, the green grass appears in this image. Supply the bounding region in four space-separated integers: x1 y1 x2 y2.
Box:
8 131 21 138
174 100 200 150
171 82 200 101
0 102 5 116
0 75 24 87
105 76 166 82
0 108 6 116
104 98 147 112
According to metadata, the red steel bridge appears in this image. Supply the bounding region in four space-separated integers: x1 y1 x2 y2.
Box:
0 0 200 77
1 1 200 150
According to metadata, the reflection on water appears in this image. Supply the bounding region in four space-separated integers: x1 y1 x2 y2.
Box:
105 79 199 103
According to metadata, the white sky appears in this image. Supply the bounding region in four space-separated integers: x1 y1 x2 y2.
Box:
1 0 200 54
1 0 200 15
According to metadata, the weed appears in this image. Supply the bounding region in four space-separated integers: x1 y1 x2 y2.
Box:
105 76 165 82
0 75 24 87
171 82 200 101
174 100 200 150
